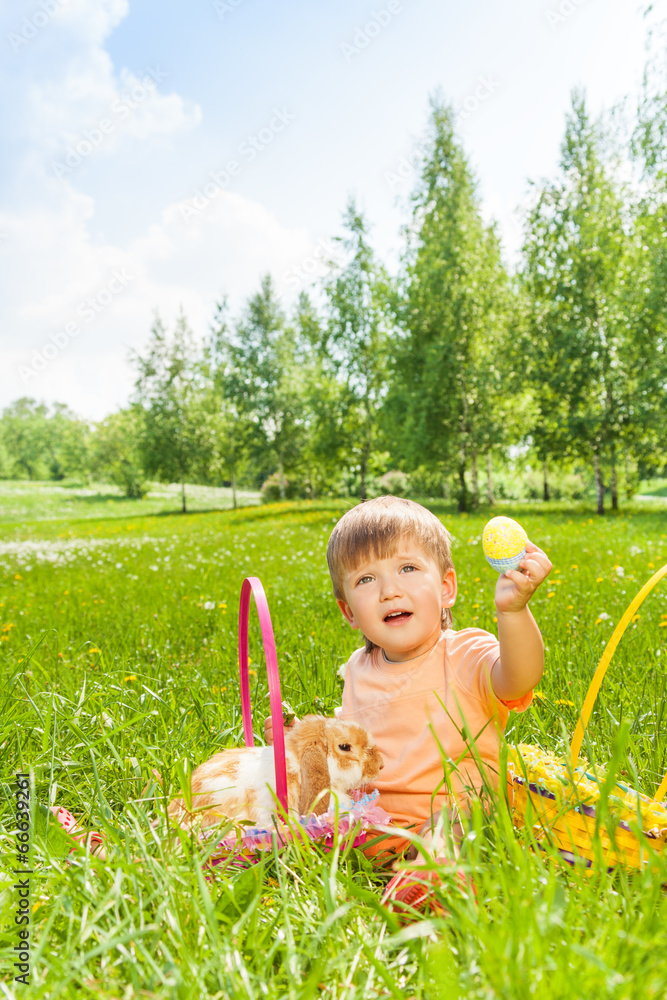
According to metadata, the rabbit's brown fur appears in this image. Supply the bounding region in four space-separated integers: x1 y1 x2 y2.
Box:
168 714 383 830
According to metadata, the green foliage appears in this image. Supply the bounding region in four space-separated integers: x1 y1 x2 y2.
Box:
322 199 395 500
521 91 634 514
131 313 211 513
92 408 147 498
386 99 517 512
0 398 91 482
213 277 307 501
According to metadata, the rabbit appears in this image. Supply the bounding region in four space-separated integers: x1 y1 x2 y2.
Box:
167 715 384 831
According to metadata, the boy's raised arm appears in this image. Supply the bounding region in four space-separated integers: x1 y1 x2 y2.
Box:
491 540 552 702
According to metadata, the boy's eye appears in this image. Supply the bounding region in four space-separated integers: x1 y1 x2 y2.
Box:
400 565 417 573
357 575 373 585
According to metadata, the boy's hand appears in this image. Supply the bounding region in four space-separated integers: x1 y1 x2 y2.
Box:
494 540 552 615
264 714 298 745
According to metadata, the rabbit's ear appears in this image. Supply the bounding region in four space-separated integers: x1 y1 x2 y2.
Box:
298 745 330 815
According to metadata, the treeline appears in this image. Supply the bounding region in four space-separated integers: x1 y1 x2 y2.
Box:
2 88 667 514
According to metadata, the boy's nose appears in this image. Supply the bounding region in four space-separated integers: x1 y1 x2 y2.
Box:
379 579 402 600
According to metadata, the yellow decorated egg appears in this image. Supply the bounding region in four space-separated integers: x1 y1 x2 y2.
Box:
482 516 528 573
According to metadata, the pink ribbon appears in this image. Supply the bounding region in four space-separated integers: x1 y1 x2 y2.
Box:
238 577 288 813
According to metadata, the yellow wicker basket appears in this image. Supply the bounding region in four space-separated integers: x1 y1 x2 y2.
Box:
510 563 667 870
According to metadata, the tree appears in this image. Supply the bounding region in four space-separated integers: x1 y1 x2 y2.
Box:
521 91 631 514
214 276 306 500
387 98 514 510
625 30 667 478
46 403 91 481
92 408 147 497
0 398 50 479
206 297 254 509
290 291 354 498
322 199 394 500
132 312 209 513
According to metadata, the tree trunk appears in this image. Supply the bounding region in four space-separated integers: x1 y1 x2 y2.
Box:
593 450 604 515
181 480 187 514
360 455 367 501
277 455 286 501
486 452 494 505
231 469 237 510
471 447 479 508
543 459 550 502
611 446 618 510
458 460 468 512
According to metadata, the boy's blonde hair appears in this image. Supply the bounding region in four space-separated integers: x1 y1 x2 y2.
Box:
327 496 454 653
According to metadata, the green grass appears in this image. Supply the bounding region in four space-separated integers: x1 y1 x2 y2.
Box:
1 482 667 998
0 479 261 527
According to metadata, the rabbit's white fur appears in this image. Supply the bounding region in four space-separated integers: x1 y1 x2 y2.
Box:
168 714 383 830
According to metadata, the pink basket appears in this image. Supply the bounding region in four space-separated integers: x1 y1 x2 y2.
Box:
205 577 390 867
238 576 288 813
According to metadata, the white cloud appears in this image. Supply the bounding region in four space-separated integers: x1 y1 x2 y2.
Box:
1 184 317 418
0 0 319 418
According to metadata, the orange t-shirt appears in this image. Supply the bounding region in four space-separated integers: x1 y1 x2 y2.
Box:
338 628 533 829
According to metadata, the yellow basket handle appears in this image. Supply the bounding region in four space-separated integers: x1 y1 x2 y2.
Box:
569 563 667 802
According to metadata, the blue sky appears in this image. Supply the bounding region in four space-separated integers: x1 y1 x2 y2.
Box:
0 0 658 418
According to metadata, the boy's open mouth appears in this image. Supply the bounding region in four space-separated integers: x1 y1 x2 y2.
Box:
383 610 413 624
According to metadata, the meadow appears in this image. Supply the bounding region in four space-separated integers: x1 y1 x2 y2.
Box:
1 482 667 998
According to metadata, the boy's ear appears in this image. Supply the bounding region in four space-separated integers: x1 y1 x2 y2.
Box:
336 598 359 629
441 568 457 607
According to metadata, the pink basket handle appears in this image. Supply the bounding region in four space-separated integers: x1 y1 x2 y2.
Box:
238 577 288 813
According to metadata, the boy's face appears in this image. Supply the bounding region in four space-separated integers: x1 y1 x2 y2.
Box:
336 540 457 662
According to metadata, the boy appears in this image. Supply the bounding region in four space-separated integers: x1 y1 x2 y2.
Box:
270 495 551 915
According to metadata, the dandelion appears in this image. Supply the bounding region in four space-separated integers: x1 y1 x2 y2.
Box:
89 646 101 654
648 562 655 569
571 564 578 570
14 573 22 580
547 592 555 599
554 699 575 707
2 623 15 632
534 691 546 700
204 601 215 610
124 675 137 682
596 577 605 583
566 605 574 610
660 622 667 629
